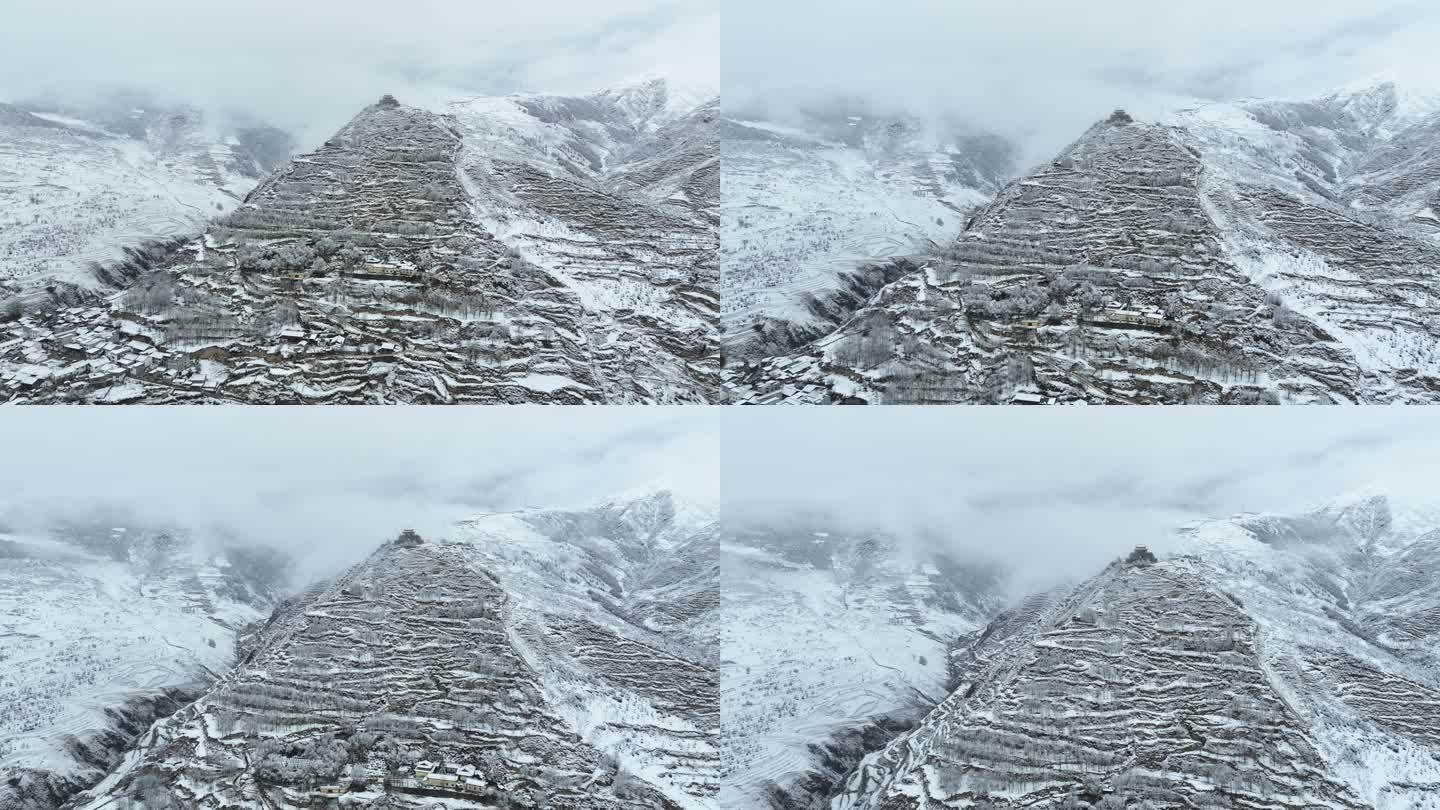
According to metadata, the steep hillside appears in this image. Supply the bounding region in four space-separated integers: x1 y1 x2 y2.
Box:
833 556 1376 809
827 492 1440 810
1176 492 1440 808
721 111 1015 364
725 80 1440 404
721 518 1006 809
0 95 292 298
0 519 285 810
2 79 718 404
74 490 718 809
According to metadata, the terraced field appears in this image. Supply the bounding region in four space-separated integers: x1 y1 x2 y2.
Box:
76 489 718 809
2 80 718 404
825 493 1440 810
834 558 1372 809
728 81 1440 404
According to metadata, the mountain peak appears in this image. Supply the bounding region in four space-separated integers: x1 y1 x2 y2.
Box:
1321 73 1440 133
593 76 716 130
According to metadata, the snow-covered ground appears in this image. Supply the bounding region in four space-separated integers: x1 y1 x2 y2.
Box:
827 490 1440 809
0 525 277 806
72 489 717 810
0 102 288 292
721 523 1002 808
725 78 1440 404
721 114 1010 358
1178 491 1440 810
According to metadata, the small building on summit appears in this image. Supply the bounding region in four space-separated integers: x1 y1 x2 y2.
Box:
377 94 401 108
1125 545 1158 566
395 529 424 547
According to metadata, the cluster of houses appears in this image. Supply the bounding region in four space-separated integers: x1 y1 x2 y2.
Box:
0 310 177 396
309 759 493 801
724 354 830 405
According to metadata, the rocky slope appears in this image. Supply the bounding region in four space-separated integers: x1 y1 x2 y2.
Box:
721 109 1016 364
827 492 1440 809
0 516 285 810
725 80 1440 404
74 489 718 809
721 517 1006 809
2 79 718 404
1176 491 1440 809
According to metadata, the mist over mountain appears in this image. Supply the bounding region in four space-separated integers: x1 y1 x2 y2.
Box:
3 0 718 149
725 0 1439 167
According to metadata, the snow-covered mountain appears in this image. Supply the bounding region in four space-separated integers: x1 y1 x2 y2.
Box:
1 78 718 404
825 491 1440 809
0 94 292 299
721 517 1007 809
726 79 1440 404
73 489 718 809
721 109 1017 364
0 517 286 810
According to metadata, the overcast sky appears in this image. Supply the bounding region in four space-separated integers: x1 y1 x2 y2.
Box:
726 0 1440 162
0 408 716 583
1 0 718 146
725 408 1440 594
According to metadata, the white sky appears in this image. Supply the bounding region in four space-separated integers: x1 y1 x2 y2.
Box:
724 408 1440 593
1 0 718 145
0 408 717 583
4 406 1434 598
725 0 1440 161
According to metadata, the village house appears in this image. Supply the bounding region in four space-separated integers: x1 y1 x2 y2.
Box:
423 772 460 790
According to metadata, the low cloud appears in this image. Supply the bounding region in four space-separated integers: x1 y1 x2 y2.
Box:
725 0 1440 164
0 408 717 584
724 408 1440 594
1 0 718 147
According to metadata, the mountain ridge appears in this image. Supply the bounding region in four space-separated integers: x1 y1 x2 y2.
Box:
71 489 718 809
724 78 1440 404
2 79 719 403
